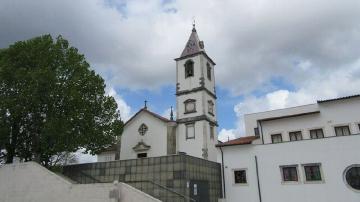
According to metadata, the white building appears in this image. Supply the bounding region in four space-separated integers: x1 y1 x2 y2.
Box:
217 95 360 202
99 25 218 162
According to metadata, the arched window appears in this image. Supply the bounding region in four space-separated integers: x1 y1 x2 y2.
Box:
207 63 211 80
184 60 194 78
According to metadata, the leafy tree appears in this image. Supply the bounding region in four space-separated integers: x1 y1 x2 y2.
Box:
0 35 123 167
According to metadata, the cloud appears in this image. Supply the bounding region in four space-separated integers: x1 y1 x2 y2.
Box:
106 87 132 121
218 129 237 143
1 0 360 95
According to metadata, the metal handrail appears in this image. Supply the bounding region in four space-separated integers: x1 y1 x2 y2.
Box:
77 170 101 183
126 180 196 202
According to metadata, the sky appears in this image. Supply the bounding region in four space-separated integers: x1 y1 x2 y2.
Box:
1 0 360 162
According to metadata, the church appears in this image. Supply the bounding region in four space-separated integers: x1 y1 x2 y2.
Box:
98 24 219 162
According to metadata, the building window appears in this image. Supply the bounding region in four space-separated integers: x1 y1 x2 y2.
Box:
138 123 148 136
234 169 247 184
208 100 214 115
207 63 211 80
280 165 299 182
335 125 351 136
186 123 195 139
358 124 360 132
289 131 302 141
310 129 324 139
344 165 360 191
254 127 259 136
303 164 323 182
210 124 214 140
137 153 147 158
184 60 194 78
271 134 282 143
184 99 196 113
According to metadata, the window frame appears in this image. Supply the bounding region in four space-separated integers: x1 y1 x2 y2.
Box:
184 99 196 114
184 60 194 78
302 163 324 183
289 131 303 141
310 128 324 139
334 125 351 136
208 100 214 115
233 168 248 185
137 153 147 158
280 165 300 184
343 164 360 192
138 123 148 136
206 63 212 80
186 123 195 140
209 124 215 140
271 134 283 143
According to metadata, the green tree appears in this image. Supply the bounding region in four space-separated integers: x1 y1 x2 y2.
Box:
0 35 123 167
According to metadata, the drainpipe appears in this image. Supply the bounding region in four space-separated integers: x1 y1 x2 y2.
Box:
219 146 226 199
255 156 262 202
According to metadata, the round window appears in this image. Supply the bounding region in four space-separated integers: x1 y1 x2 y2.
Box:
344 165 360 191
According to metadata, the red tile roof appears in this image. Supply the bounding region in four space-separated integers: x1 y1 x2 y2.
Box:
216 136 259 147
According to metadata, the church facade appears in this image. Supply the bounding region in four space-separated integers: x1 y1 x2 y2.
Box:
99 25 218 162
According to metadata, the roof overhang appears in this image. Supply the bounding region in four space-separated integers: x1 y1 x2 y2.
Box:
257 111 320 122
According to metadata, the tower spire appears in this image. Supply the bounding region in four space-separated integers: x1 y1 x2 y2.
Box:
170 106 174 121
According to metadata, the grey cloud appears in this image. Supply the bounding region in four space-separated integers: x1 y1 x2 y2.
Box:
1 0 360 95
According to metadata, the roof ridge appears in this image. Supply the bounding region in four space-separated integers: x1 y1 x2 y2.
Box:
124 108 175 126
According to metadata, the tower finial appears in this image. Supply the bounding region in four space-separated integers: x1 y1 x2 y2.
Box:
170 106 174 121
144 100 148 109
192 17 196 32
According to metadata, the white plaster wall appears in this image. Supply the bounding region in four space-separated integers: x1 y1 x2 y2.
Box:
259 98 360 144
177 121 204 158
120 111 168 160
97 152 116 162
201 55 216 95
177 91 204 119
0 162 160 202
245 97 360 144
220 135 360 202
244 104 318 137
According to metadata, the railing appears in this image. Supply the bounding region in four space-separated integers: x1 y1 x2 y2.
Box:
73 171 196 202
75 170 101 183
125 180 196 202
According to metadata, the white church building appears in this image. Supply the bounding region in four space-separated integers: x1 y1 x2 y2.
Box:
97 26 360 202
99 25 218 162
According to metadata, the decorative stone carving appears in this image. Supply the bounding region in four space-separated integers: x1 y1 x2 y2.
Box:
133 140 151 152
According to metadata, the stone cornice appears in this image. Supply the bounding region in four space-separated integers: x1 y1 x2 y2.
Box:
174 51 216 65
176 86 217 99
177 115 218 126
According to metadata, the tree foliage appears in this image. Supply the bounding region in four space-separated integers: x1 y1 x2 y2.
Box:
0 35 123 167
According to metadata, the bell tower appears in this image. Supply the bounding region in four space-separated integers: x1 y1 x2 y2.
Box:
175 24 218 161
